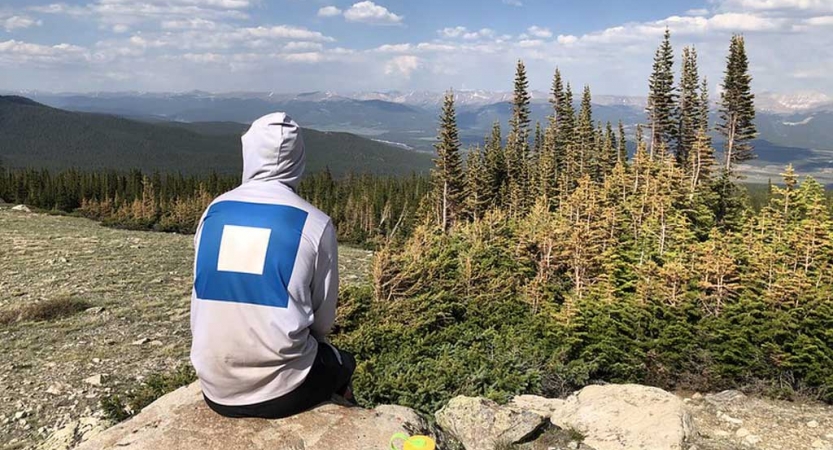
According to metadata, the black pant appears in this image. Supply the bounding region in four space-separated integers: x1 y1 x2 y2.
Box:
204 342 356 419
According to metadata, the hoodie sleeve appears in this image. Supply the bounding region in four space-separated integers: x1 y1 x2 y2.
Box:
310 220 339 339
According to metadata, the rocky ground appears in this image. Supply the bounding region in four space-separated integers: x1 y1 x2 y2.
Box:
1 208 831 450
0 208 373 449
685 390 833 450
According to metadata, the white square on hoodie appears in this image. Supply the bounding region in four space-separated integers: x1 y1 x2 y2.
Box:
217 225 272 275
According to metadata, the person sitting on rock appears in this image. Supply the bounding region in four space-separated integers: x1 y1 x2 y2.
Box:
190 112 356 419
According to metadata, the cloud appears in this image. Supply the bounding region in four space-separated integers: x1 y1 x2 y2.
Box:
686 8 711 16
317 6 342 17
502 0 523 6
3 15 43 32
527 26 552 38
284 41 324 52
557 34 578 45
0 39 88 65
439 26 496 40
344 1 403 25
720 0 833 13
161 18 218 30
384 55 420 77
112 24 130 33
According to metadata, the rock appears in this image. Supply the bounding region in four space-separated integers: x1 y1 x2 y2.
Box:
691 393 703 400
132 338 149 346
149 340 163 346
704 390 745 407
736 427 750 438
14 411 26 419
11 204 31 212
73 382 436 450
549 384 693 450
436 396 548 450
807 420 819 428
36 417 110 450
743 434 761 446
46 384 63 395
85 306 105 315
812 439 832 449
717 411 743 425
83 374 104 386
510 394 567 417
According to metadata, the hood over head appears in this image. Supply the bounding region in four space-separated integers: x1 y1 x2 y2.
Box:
241 112 305 190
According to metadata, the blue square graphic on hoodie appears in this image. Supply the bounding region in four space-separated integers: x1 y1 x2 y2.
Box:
194 201 308 308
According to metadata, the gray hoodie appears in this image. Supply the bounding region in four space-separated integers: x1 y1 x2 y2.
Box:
190 112 338 406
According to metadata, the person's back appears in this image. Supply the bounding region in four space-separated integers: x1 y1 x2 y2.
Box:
190 112 355 419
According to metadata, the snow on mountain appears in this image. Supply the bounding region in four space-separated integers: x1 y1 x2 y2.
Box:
757 91 833 113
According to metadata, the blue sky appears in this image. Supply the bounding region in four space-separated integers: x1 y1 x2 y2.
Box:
1 0 832 96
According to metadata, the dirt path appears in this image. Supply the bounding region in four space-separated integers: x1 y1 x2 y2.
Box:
0 209 373 449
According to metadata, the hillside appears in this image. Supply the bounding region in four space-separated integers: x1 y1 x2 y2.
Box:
0 96 434 176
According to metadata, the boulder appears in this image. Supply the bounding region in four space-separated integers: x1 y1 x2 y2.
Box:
74 382 437 450
435 396 548 450
11 204 31 212
549 384 693 450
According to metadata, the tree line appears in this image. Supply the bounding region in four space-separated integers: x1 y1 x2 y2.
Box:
0 167 429 248
333 32 833 414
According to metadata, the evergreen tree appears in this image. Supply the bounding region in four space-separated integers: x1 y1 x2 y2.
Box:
483 121 506 207
576 85 595 179
617 121 628 164
433 90 465 231
677 46 701 168
464 145 490 220
646 28 677 158
507 60 532 215
718 34 757 174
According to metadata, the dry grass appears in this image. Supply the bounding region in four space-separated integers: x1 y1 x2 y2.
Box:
0 296 90 327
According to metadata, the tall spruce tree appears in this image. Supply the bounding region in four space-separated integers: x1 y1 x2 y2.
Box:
577 85 595 178
617 121 628 163
718 34 757 175
483 121 505 208
433 90 465 232
464 145 490 219
677 46 701 168
507 60 532 215
646 28 677 158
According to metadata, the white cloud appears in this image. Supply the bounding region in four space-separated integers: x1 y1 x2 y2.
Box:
686 8 711 16
502 0 523 6
518 39 544 47
282 52 323 63
317 6 342 17
720 0 833 13
557 34 578 45
805 15 833 25
161 18 218 30
439 26 496 40
3 15 43 31
527 26 552 38
344 1 403 25
284 41 324 52
112 24 130 33
0 39 88 65
384 55 420 77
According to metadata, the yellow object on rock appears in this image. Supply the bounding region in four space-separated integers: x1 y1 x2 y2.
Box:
390 433 435 450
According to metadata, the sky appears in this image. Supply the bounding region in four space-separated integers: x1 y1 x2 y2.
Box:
1 0 832 96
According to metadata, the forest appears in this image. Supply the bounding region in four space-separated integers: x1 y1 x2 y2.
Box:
2 31 831 414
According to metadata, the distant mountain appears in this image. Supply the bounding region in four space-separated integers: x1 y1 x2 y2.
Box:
11 89 833 182
0 96 434 176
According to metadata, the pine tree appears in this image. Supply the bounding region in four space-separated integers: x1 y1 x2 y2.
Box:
433 90 465 232
617 121 627 163
576 85 595 178
646 28 677 158
483 121 506 207
677 46 701 168
464 145 490 220
507 60 532 215
718 34 757 175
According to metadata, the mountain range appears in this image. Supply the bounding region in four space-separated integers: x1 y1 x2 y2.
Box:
0 96 434 176
4 89 833 182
